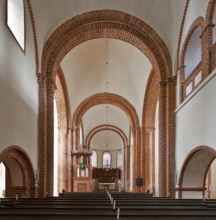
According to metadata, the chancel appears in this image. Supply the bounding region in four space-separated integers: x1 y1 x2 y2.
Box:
1 0 216 219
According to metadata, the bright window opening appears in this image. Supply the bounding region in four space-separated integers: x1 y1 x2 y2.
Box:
117 150 123 168
54 99 58 196
91 150 97 167
0 163 6 197
103 152 111 168
184 27 201 79
6 0 25 51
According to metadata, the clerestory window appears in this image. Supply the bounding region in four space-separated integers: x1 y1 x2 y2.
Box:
6 0 25 51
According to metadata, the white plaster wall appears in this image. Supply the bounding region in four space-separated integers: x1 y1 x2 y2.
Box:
31 0 186 67
61 39 151 126
176 70 216 174
182 191 203 199
0 1 38 169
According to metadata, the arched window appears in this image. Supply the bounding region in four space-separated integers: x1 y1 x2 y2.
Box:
183 26 202 97
91 150 97 167
184 27 202 79
6 0 25 51
117 150 123 168
103 151 111 168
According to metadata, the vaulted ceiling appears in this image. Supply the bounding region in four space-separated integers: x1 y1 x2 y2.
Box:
30 0 186 151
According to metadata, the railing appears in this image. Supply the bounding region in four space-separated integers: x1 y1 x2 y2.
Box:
183 62 202 98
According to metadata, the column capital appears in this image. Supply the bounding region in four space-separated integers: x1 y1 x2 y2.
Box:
37 72 46 84
160 80 167 87
200 24 215 38
145 126 155 132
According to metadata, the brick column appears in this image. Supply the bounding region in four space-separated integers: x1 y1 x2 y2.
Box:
37 73 47 197
66 127 72 191
158 81 167 197
178 66 185 104
124 144 130 192
57 126 67 192
132 126 142 192
71 125 80 190
144 126 155 194
167 77 176 198
46 80 56 196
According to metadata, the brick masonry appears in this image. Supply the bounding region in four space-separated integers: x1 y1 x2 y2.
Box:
2 2 215 198
39 9 173 197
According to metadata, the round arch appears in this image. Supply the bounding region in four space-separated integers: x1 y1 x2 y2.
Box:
0 145 35 197
179 17 205 70
178 145 216 198
73 93 139 129
72 92 139 191
205 0 216 26
54 67 72 193
179 17 205 102
85 124 128 148
42 10 171 81
142 69 160 194
39 9 172 196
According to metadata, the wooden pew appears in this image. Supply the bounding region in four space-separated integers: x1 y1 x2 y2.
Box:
1 192 216 220
0 193 116 220
108 192 216 219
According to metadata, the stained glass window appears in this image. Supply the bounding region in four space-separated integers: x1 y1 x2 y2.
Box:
103 152 111 168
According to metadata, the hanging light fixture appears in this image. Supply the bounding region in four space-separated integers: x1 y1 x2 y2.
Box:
106 38 109 150
106 105 109 150
72 144 92 156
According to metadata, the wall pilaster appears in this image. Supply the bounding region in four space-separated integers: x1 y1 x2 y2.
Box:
158 81 167 197
46 79 56 196
37 73 47 197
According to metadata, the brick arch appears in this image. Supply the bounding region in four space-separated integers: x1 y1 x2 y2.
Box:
72 92 140 191
39 9 172 196
205 0 216 73
41 10 171 82
72 93 139 129
5 152 27 185
180 17 205 67
85 124 128 148
0 145 35 197
142 69 160 193
206 0 216 25
178 145 216 198
176 0 190 72
55 67 71 129
142 69 160 128
54 67 72 193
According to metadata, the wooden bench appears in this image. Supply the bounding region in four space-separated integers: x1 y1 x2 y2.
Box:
1 192 216 220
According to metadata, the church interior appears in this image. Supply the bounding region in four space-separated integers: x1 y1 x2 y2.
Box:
1 0 216 203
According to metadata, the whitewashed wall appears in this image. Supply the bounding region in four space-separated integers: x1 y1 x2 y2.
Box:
176 70 216 175
0 1 38 169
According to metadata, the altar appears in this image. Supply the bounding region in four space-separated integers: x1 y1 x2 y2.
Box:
98 182 115 190
93 168 120 191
